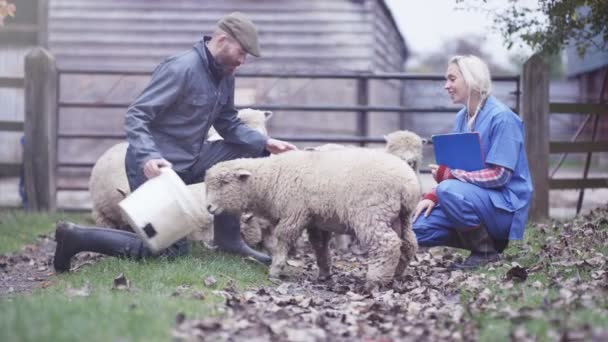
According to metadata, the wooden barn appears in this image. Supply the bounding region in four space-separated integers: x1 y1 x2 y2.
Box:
0 0 410 209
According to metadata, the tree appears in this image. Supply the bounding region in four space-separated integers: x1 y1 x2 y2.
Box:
455 0 608 57
410 35 514 74
0 0 15 26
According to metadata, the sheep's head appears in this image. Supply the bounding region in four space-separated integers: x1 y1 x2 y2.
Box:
240 212 275 250
384 130 423 173
236 108 273 136
208 108 273 141
205 162 253 215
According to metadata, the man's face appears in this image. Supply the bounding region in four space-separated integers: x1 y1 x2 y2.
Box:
215 35 247 76
444 63 468 105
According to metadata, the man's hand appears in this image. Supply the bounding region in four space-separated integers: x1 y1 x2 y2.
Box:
411 199 436 223
265 138 298 154
143 158 172 179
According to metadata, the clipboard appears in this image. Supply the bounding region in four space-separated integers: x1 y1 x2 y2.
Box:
431 132 485 171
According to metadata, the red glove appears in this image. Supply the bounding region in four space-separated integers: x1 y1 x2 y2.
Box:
433 165 455 183
423 189 438 203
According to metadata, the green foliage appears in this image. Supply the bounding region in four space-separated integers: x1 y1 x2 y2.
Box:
461 213 608 340
0 210 90 254
0 245 270 342
456 0 608 57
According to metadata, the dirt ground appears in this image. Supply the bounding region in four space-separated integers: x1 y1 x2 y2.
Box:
1 205 607 341
0 236 103 297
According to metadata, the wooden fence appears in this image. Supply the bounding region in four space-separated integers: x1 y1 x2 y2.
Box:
4 49 605 221
0 47 57 211
523 54 608 221
0 77 24 178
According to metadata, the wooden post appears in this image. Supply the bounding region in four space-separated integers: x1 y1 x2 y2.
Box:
521 54 549 221
24 47 57 211
356 77 369 146
37 0 49 48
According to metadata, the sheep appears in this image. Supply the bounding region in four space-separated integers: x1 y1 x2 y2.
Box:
204 149 420 287
88 108 273 241
308 130 423 173
247 130 424 252
384 130 424 175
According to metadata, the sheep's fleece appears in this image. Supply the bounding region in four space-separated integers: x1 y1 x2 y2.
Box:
205 149 420 286
88 108 272 241
243 130 424 252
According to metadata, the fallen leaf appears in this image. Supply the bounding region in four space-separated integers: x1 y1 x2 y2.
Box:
506 265 528 282
66 282 91 297
286 259 304 268
191 291 205 300
204 276 217 288
113 273 130 291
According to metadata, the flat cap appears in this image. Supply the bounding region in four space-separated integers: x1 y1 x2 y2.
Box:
217 12 261 57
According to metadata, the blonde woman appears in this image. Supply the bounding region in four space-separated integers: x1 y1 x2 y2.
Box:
412 55 533 269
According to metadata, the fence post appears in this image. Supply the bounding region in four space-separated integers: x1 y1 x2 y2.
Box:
24 47 57 212
521 54 549 221
356 77 369 146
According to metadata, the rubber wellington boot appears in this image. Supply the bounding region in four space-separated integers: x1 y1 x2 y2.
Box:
451 225 500 270
53 221 189 272
213 213 272 265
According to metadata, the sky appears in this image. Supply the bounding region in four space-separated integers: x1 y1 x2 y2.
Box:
384 0 538 71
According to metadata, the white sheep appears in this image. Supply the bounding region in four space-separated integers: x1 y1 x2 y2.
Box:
88 108 273 242
204 149 420 287
384 130 424 175
308 130 423 173
249 130 424 252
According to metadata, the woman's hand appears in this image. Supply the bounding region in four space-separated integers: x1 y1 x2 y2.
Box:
429 164 439 181
411 199 436 223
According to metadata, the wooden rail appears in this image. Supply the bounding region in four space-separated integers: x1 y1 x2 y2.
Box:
0 79 25 178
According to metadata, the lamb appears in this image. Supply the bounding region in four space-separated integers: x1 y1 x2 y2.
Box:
204 149 420 286
309 130 423 173
88 108 273 241
245 130 424 252
384 130 424 175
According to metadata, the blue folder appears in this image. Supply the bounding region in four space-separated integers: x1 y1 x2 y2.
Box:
432 132 485 171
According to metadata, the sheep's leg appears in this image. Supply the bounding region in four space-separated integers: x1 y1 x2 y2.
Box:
332 234 351 252
394 225 418 278
307 226 332 281
93 209 118 229
268 216 306 279
353 218 401 287
393 206 418 278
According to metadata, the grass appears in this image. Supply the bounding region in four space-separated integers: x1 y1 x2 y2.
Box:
0 210 90 254
464 220 608 341
0 210 270 342
1 210 606 341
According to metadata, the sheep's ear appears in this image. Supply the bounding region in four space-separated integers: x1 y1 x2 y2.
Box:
264 111 273 120
242 212 253 222
116 188 128 198
422 138 429 145
383 134 389 142
235 169 252 181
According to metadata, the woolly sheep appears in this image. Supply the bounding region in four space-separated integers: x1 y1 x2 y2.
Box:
88 108 273 240
308 130 423 173
247 130 424 252
204 149 420 286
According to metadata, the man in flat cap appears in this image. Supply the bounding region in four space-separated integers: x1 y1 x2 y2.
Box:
53 12 296 272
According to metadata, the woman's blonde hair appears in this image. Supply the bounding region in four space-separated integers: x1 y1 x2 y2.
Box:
449 55 492 130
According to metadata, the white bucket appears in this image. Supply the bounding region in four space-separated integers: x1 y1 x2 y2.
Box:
118 168 202 253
